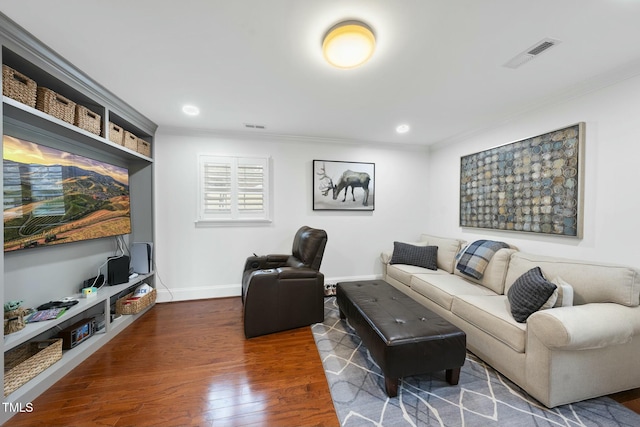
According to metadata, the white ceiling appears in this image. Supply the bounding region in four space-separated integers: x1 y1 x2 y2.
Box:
2 0 640 146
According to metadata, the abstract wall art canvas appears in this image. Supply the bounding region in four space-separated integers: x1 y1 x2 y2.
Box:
459 123 584 237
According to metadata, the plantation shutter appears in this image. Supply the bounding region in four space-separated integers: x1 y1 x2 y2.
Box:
203 162 232 213
237 161 264 212
198 155 270 223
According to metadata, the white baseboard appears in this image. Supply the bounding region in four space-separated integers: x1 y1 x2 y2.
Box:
156 284 241 303
155 274 383 303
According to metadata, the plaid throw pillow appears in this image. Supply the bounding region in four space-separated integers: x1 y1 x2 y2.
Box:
390 242 438 271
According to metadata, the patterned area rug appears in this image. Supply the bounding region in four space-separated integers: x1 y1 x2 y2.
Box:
312 297 640 427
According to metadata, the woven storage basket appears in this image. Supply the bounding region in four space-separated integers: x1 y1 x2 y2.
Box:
123 131 138 151
2 65 37 107
108 122 124 145
137 138 151 157
116 289 156 315
4 339 62 396
74 105 102 136
36 87 76 124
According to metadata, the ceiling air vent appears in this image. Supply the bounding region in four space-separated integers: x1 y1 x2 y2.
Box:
244 123 266 130
503 38 562 69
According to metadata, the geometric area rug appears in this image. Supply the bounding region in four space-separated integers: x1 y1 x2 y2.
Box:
312 297 640 427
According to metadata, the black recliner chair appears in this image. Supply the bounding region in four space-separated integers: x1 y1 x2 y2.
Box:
241 226 328 338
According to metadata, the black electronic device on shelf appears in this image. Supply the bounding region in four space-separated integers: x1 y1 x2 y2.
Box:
36 300 79 311
81 274 105 291
107 255 130 285
58 318 96 349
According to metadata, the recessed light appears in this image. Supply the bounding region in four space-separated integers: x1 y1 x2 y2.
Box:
396 124 410 134
182 105 200 116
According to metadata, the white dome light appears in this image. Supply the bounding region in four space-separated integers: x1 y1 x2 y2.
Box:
322 21 375 69
182 105 200 116
396 124 410 134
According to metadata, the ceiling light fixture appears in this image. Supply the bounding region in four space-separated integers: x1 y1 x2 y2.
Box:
396 124 410 134
182 105 200 116
322 20 375 69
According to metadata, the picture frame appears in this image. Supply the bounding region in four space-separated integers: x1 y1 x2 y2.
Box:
459 122 585 237
313 160 375 211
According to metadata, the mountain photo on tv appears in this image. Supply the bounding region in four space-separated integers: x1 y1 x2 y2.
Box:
3 135 131 252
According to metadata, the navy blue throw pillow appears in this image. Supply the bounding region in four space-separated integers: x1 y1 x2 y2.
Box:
390 242 438 271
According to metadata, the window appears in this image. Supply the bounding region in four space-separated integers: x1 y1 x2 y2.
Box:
197 155 271 224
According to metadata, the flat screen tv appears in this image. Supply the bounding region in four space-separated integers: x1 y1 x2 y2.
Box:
3 135 131 252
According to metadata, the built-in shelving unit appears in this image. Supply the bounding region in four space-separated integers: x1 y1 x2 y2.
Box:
0 12 157 424
3 274 155 404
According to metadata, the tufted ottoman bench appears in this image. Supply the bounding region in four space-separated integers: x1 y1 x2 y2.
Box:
336 280 466 397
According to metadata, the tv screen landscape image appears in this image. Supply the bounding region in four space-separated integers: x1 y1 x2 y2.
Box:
3 135 131 252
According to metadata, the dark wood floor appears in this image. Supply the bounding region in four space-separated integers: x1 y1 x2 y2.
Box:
4 297 640 426
4 298 339 427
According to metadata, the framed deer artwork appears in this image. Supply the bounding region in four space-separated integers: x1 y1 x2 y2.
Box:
313 160 375 211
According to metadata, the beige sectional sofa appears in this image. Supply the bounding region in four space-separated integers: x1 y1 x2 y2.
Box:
380 233 640 408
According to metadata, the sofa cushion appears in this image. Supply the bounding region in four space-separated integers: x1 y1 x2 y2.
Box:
505 252 640 307
451 295 526 353
551 276 574 307
419 234 465 274
410 273 497 311
386 263 444 287
507 267 557 323
540 287 558 309
390 241 438 270
454 248 517 295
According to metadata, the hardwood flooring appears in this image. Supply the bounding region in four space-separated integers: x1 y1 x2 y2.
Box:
4 298 339 427
4 296 640 426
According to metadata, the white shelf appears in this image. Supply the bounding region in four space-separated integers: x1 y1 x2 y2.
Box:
3 273 154 352
2 275 156 405
3 303 150 406
2 96 153 163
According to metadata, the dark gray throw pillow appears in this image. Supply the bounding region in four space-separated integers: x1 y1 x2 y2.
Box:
390 242 438 271
507 266 557 323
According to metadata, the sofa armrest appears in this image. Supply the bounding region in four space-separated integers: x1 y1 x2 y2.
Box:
527 303 640 350
380 250 393 265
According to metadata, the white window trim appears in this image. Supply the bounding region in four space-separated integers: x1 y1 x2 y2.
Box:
196 154 272 226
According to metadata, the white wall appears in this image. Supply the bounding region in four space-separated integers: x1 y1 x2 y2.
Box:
154 131 431 301
426 73 640 267
155 73 640 303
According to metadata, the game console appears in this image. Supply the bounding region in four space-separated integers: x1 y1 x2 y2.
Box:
131 242 153 274
107 255 130 285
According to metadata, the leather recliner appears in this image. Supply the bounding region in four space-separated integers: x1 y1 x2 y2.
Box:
241 226 328 338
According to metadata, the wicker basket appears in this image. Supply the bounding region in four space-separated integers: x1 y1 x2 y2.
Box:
137 138 151 157
2 65 37 108
36 87 76 124
108 122 124 145
4 339 63 396
74 105 102 136
123 131 138 151
116 289 156 315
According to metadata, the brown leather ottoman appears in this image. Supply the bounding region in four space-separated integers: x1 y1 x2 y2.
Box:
336 280 466 397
